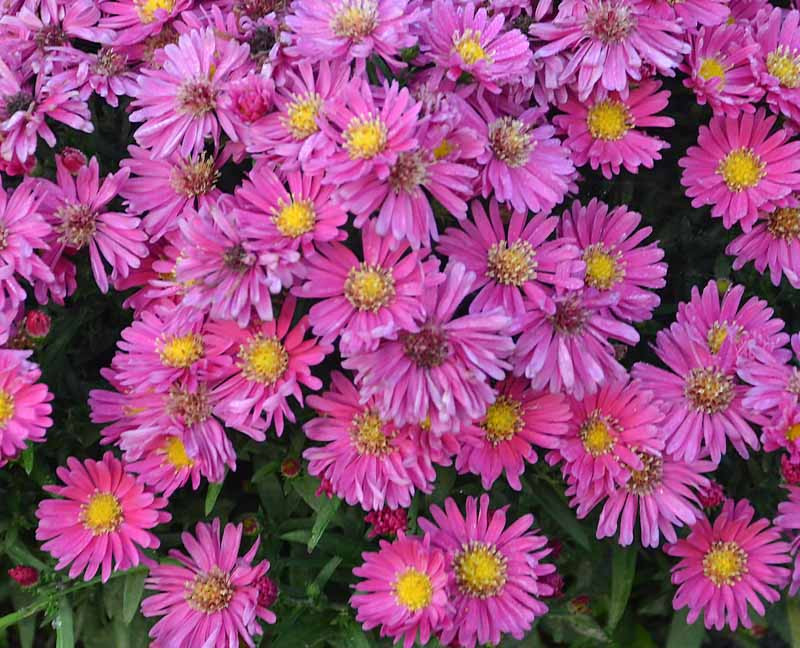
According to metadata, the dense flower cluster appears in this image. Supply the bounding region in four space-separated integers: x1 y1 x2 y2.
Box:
3 0 800 645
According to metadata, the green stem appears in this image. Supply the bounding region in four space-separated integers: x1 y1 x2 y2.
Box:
0 566 148 631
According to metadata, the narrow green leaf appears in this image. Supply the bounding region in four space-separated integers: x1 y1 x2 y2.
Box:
607 546 636 632
55 598 74 648
308 498 341 553
312 556 342 591
122 569 147 624
205 478 224 516
528 485 590 552
665 609 705 648
291 476 325 512
21 447 34 475
788 597 800 648
17 615 35 648
5 540 47 571
280 529 311 544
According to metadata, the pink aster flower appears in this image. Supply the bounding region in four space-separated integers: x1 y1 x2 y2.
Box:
554 81 673 179
124 433 204 497
531 0 689 100
40 155 148 294
285 0 420 69
634 0 729 27
726 200 800 288
513 291 639 399
455 377 571 490
573 452 715 548
560 199 667 323
129 27 251 158
209 294 332 438
120 146 224 241
681 24 763 118
739 334 800 422
437 199 583 325
0 179 54 318
0 350 52 466
294 222 436 355
419 495 554 648
303 371 434 511
35 452 170 582
676 280 789 361
420 0 532 94
351 533 451 648
632 323 761 463
235 160 347 257
775 486 800 595
752 9 800 127
761 406 800 462
665 499 791 631
679 109 800 232
552 377 664 498
344 262 514 431
51 46 136 108
99 0 193 47
175 199 297 327
142 519 275 648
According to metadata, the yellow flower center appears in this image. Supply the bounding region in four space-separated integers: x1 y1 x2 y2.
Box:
454 542 507 598
786 423 800 442
393 568 433 612
586 99 632 141
137 0 175 23
703 540 748 587
767 46 800 89
351 410 392 455
164 436 194 469
583 244 624 290
717 148 765 192
187 567 234 613
580 411 616 457
344 116 388 160
238 335 288 385
626 452 663 496
344 263 396 312
706 322 730 355
331 0 378 42
488 117 532 168
285 93 322 140
160 333 204 368
432 138 454 160
767 207 800 241
486 240 535 286
482 396 523 445
685 367 734 414
453 30 489 65
0 389 15 426
81 492 123 535
698 57 727 88
273 199 316 238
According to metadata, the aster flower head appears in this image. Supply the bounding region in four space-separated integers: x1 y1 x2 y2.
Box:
351 533 451 648
41 155 148 294
295 222 436 355
665 499 791 631
752 9 800 128
531 0 689 100
727 197 800 288
419 495 554 648
124 433 204 497
634 0 729 27
35 452 170 582
235 160 347 257
344 262 514 431
99 0 194 47
739 334 800 425
0 350 53 467
420 0 532 94
560 199 667 323
303 371 435 511
513 290 639 399
632 322 760 464
455 377 572 490
142 519 275 647
285 0 420 68
555 81 674 179
129 27 252 158
209 294 332 438
365 507 408 538
775 485 800 595
437 199 584 325
679 109 800 232
681 24 763 118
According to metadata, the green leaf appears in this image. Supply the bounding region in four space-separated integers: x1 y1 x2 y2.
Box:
308 498 341 553
291 476 325 512
607 546 637 632
17 615 36 648
205 478 225 516
787 597 800 648
122 569 147 624
665 609 705 648
21 447 34 475
527 484 590 552
55 598 74 648
312 556 342 592
4 539 48 571
280 529 311 544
